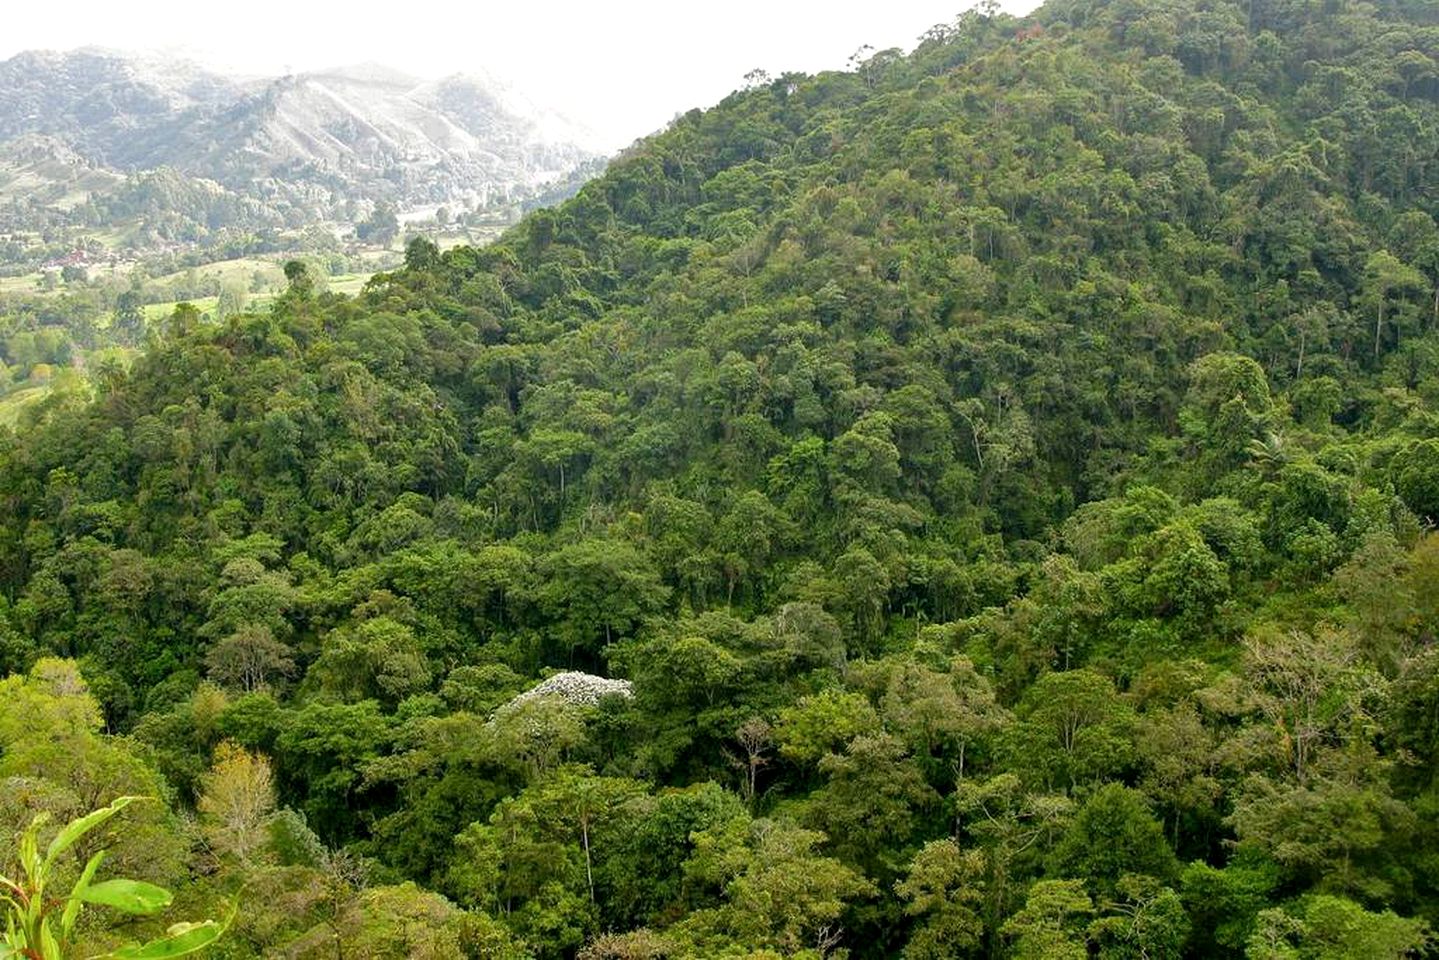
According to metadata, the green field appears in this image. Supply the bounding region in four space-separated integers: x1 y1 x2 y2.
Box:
143 296 220 321
141 259 379 315
0 272 44 295
327 273 372 296
147 257 288 291
3 254 388 341
141 283 380 322
0 385 50 427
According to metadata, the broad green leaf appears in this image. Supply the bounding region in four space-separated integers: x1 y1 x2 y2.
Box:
106 919 226 959
79 879 173 915
19 819 42 880
44 796 144 869
40 922 63 959
61 850 107 936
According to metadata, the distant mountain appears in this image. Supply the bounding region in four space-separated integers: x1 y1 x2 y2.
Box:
0 48 603 246
0 48 240 165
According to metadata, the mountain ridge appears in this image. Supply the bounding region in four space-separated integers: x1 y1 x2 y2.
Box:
0 47 603 242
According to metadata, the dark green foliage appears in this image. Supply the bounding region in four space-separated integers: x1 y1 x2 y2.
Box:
1049 784 1179 894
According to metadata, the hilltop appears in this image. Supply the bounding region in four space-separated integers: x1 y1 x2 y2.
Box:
0 47 601 204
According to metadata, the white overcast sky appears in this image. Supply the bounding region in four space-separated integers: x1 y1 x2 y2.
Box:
0 1 1039 150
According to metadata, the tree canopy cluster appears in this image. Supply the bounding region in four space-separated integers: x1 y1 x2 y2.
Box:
4 0 1439 956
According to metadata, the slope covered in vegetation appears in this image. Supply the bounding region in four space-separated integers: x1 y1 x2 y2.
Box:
4 0 1439 956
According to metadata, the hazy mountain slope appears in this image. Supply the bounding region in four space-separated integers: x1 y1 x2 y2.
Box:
0 48 238 164
0 49 601 235
0 134 122 209
153 64 595 206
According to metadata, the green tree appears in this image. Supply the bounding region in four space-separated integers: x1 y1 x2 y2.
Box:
895 839 986 959
773 688 882 768
538 540 668 659
357 202 400 246
677 816 874 955
1392 440 1439 525
1001 879 1093 960
1087 874 1189 960
1361 250 1425 360
204 626 295 694
1246 895 1431 959
1002 669 1135 790
112 291 146 345
1049 784 1179 895
806 732 939 878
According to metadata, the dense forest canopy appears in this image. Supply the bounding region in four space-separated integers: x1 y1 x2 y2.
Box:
5 0 1439 956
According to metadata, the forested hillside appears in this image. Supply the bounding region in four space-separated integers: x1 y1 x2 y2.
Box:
5 0 1439 956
